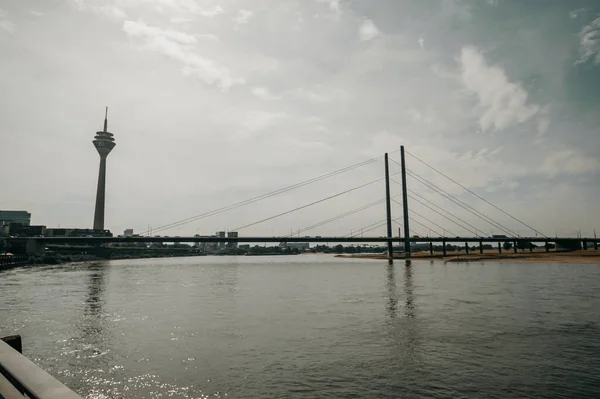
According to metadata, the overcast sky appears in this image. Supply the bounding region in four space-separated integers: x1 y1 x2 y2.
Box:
1 0 599 238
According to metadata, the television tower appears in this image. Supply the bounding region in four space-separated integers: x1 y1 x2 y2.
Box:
92 107 116 230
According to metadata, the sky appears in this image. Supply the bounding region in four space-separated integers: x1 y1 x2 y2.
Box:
1 0 599 238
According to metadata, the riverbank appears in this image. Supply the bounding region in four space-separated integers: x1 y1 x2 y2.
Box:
336 250 600 264
0 252 208 271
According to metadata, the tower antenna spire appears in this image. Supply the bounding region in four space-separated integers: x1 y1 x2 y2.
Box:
103 106 108 132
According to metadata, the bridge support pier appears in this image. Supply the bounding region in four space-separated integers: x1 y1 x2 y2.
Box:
498 242 502 254
595 241 599 251
384 153 394 262
442 241 447 256
479 241 483 254
513 242 518 254
582 240 588 250
400 146 411 260
529 243 533 253
465 242 469 255
545 242 549 252
25 239 45 256
429 242 433 256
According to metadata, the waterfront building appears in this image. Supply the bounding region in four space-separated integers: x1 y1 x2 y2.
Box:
216 231 226 249
0 210 31 226
280 242 310 251
227 231 238 249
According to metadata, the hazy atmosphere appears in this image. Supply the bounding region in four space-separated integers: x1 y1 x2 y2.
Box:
1 0 599 237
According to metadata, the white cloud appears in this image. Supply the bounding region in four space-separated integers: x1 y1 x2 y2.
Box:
0 8 15 33
252 87 280 100
124 20 196 44
238 111 288 135
418 35 425 49
569 8 586 19
197 34 219 41
233 9 253 30
316 0 342 20
540 150 600 177
29 11 44 17
197 5 224 17
123 20 243 90
359 19 380 42
170 17 194 23
489 146 504 156
316 0 341 13
70 0 221 17
536 107 550 135
458 46 542 132
577 17 600 64
95 5 128 19
406 108 435 125
292 87 328 102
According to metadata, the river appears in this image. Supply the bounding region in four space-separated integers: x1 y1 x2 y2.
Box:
1 255 599 398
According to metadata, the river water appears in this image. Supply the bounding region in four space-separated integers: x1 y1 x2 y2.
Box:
1 256 599 398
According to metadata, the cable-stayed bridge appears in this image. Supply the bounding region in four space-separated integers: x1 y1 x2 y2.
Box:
7 146 599 259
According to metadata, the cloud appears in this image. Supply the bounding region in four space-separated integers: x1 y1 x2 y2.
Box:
0 8 15 33
316 0 341 13
29 11 44 17
197 34 219 41
237 111 288 135
418 35 425 49
70 0 222 18
316 0 342 19
458 46 542 132
233 9 253 30
68 0 127 19
577 17 600 65
292 87 329 102
569 8 587 19
359 19 380 42
252 87 280 100
540 150 600 177
197 5 224 17
124 19 196 44
123 20 243 90
95 5 128 19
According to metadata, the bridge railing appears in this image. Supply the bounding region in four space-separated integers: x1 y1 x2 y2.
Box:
0 335 82 399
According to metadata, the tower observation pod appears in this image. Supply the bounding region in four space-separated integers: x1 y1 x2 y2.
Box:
92 107 116 230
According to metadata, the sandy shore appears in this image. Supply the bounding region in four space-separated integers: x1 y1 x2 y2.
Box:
335 250 600 264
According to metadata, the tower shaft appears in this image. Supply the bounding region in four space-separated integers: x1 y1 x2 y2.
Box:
93 157 107 230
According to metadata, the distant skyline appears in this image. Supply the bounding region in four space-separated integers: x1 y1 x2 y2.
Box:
1 0 599 237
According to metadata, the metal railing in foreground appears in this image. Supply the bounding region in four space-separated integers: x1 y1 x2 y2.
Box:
0 335 82 399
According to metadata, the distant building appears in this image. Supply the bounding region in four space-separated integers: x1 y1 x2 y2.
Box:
280 242 310 251
0 222 45 237
15 225 46 236
216 231 226 249
0 210 31 226
227 231 238 249
124 229 134 237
